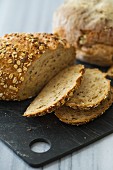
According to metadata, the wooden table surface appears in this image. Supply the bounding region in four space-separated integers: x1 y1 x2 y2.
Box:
0 0 113 170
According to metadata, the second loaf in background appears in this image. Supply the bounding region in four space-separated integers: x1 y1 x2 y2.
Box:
53 0 113 66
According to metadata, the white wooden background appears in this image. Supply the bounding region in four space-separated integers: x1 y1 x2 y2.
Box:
0 0 113 170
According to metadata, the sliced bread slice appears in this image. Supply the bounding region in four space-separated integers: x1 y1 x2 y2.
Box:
23 65 84 117
55 89 113 125
66 68 110 110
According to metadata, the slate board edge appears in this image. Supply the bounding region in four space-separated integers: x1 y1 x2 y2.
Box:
1 128 113 168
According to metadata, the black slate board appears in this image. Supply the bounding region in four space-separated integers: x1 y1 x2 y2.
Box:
0 61 113 168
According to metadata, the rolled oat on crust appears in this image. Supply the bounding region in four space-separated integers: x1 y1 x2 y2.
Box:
55 88 113 125
23 65 84 117
0 33 75 100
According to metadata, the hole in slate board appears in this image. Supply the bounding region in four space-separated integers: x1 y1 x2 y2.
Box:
30 138 51 153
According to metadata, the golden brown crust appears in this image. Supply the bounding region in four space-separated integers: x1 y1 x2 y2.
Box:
0 33 72 100
55 88 113 125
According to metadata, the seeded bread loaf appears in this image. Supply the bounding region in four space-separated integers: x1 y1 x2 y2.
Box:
55 88 113 125
66 68 110 110
23 65 84 117
0 33 75 100
53 0 113 66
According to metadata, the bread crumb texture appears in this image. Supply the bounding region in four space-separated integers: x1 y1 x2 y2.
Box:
66 68 110 109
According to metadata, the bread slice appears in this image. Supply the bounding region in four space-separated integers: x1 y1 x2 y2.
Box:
23 65 84 117
107 66 113 78
55 89 113 125
66 68 110 110
0 33 75 101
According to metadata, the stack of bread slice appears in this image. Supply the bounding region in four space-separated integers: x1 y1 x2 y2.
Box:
24 65 113 126
55 69 113 125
